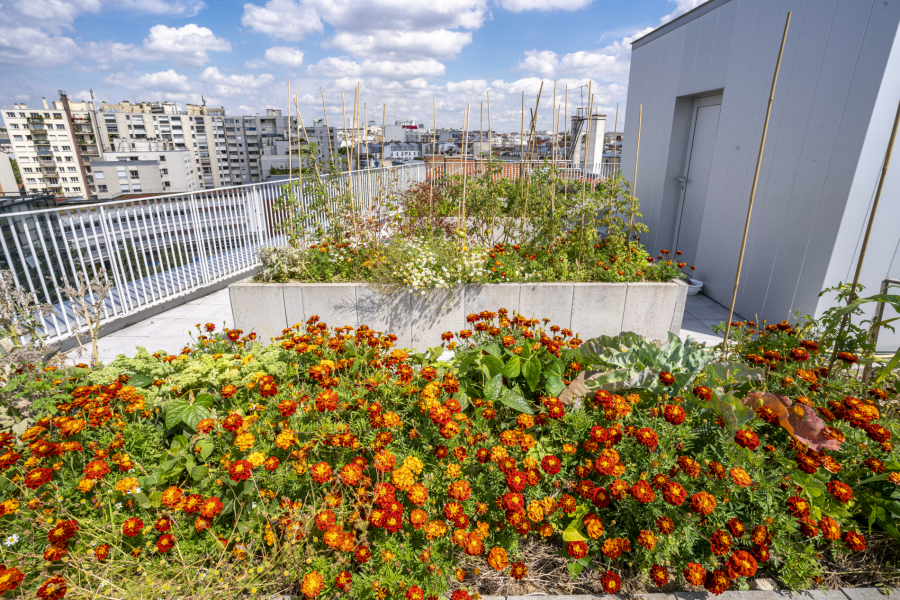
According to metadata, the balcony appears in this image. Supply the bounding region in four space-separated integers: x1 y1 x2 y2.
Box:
26 116 44 123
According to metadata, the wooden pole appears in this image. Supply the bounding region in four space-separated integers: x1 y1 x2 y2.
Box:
520 91 525 181
461 105 470 222
341 91 359 238
380 103 386 206
564 86 568 177
552 80 557 169
578 84 593 271
626 105 642 243
293 92 307 245
613 103 619 174
294 98 322 184
431 98 437 223
830 96 900 369
723 12 791 357
287 80 292 183
320 87 334 168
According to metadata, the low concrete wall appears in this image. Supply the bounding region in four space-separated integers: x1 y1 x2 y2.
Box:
229 280 688 349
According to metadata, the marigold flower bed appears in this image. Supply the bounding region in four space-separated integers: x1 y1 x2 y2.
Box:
0 312 897 599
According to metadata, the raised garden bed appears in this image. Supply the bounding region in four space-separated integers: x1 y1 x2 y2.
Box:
228 280 689 350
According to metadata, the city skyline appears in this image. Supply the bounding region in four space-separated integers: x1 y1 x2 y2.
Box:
0 0 704 131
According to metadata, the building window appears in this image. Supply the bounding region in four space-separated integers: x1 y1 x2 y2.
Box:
99 185 108 192
13 135 22 141
62 146 71 151
53 113 62 119
117 170 127 179
132 183 142 191
161 168 168 175
94 172 105 179
159 155 166 162
121 184 130 192
26 178 36 183
68 167 76 172
65 157 73 162
56 125 65 130
129 170 139 179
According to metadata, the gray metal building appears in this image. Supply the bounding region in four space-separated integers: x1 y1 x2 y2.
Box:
621 0 900 352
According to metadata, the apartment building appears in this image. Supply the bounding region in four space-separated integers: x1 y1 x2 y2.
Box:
90 150 195 199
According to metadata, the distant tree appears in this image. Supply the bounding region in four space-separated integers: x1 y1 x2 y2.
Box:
9 159 21 185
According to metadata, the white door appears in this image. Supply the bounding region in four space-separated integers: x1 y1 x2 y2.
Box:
673 94 722 264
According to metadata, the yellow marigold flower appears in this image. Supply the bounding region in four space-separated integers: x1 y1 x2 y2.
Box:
516 414 534 429
24 456 40 469
445 463 462 479
247 452 266 467
20 425 46 442
292 461 307 476
490 446 508 462
383 411 403 428
562 443 577 455
115 477 139 494
526 500 545 522
424 520 448 540
235 433 255 451
541 496 558 515
0 498 20 515
391 466 416 491
275 430 297 450
403 455 423 474
382 550 396 563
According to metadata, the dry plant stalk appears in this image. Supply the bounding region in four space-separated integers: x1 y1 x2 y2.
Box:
61 271 113 366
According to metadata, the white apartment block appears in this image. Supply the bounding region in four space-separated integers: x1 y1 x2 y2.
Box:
91 150 195 198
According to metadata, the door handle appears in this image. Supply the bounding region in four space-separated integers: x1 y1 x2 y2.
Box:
677 177 687 183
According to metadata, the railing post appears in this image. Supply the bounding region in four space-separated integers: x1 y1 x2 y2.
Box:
188 192 211 284
97 205 131 315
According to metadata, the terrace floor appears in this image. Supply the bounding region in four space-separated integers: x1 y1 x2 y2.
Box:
79 289 738 364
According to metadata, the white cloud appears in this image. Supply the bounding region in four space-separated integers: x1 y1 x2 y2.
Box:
244 59 268 69
112 0 205 16
307 57 445 81
264 46 304 67
198 66 275 95
661 0 705 23
241 0 323 42
1 0 102 33
517 50 557 77
143 23 231 66
329 29 472 60
495 0 592 12
108 69 192 92
0 26 79 66
515 28 650 81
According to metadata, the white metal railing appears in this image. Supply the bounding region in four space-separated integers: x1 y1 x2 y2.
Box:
0 162 425 345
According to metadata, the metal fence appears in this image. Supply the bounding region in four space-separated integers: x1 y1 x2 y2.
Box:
1 159 618 345
425 160 621 184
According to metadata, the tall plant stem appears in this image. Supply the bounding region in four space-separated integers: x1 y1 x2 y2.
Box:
430 99 436 226
295 101 323 185
341 91 359 240
293 92 307 245
287 80 294 242
461 105 470 224
578 84 594 275
520 91 525 182
723 12 791 358
523 82 544 230
320 87 335 169
487 92 495 243
828 96 900 370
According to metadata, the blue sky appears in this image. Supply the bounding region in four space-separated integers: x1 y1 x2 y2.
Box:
0 0 703 131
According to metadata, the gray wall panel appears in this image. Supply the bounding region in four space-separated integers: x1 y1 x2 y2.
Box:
690 12 719 93
708 1 739 89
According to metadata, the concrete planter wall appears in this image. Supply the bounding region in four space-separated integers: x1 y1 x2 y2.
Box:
229 280 688 350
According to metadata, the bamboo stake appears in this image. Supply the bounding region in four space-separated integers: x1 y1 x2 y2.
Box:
613 103 619 173
287 80 292 184
488 92 496 241
293 92 307 245
431 98 437 224
831 96 900 370
380 103 386 206
461 105 470 222
552 80 557 169
564 86 568 176
520 91 525 181
341 91 359 239
626 105 642 243
578 84 594 272
294 97 323 185
320 87 334 168
723 12 791 357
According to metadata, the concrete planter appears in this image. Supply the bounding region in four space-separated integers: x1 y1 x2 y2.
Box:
229 280 688 350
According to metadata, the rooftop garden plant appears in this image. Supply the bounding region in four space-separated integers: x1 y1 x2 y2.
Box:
0 300 896 599
256 152 692 294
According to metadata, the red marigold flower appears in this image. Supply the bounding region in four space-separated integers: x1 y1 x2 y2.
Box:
864 423 891 443
509 561 528 580
865 457 885 474
36 576 67 600
693 386 712 401
734 429 759 450
448 480 472 501
677 456 702 478
43 545 67 562
160 486 183 508
566 540 588 559
83 459 110 479
228 459 253 482
277 399 298 417
47 519 79 545
690 491 717 516
704 569 732 595
609 478 629 500
841 530 866 552
200 497 224 519
726 518 745 538
752 544 770 562
663 481 687 506
222 413 243 432
630 480 656 503
122 517 144 537
786 495 810 518
541 455 561 475
301 571 325 598
451 590 470 600
506 470 527 492
663 404 686 425
650 565 668 586
637 529 657 550
93 544 111 561
264 456 280 471
659 371 675 386
827 480 854 503
221 384 238 399
656 515 675 534
354 545 371 564
258 376 278 398
310 461 333 484
636 427 659 450
406 585 425 600
156 534 176 553
728 550 758 577
837 352 858 365
315 390 338 412
710 529 732 555
0 565 24 594
183 494 203 514
789 348 810 362
335 571 352 593
154 517 172 533
601 570 622 594
683 562 706 586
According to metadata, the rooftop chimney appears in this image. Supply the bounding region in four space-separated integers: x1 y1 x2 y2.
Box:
42 97 49 109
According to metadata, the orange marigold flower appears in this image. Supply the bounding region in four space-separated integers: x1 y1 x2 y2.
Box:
786 495 810 518
0 565 24 594
650 564 668 586
727 550 758 577
663 481 687 505
156 534 176 553
200 497 223 519
827 480 854 504
487 546 509 571
310 462 332 484
36 576 67 600
301 571 325 598
710 529 732 555
818 516 841 540
630 480 656 503
690 491 717 515
638 529 658 550
510 561 527 581
406 585 425 600
656 515 675 534
704 569 731 595
841 530 866 552
693 386 712 401
160 486 183 508
222 413 243 432
684 562 706 586
729 467 752 487
25 467 54 489
659 371 675 386
83 459 110 479
335 571 352 593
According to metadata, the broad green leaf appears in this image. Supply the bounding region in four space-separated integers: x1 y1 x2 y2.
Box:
191 465 209 481
165 399 190 430
172 434 189 449
545 374 565 396
128 374 153 388
180 404 211 431
483 373 503 400
456 391 469 411
567 562 585 580
481 355 504 378
499 387 533 415
708 390 755 433
343 339 358 355
132 492 152 509
501 357 521 379
547 358 564 376
194 393 215 408
523 358 541 392
876 348 900 385
482 343 502 358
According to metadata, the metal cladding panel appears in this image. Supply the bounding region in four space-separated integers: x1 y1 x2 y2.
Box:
625 0 899 332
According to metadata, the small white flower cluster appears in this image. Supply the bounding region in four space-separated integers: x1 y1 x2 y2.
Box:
391 238 487 297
